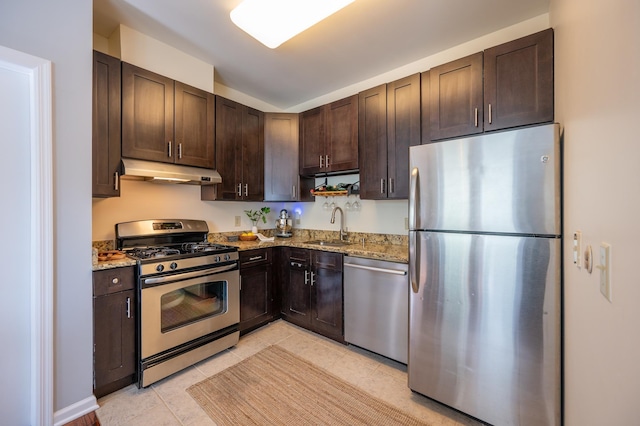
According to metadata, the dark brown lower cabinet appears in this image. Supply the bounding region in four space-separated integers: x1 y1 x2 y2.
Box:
282 248 343 342
93 267 136 398
240 248 275 335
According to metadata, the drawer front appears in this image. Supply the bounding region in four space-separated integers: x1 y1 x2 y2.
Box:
288 248 309 269
93 266 135 296
312 250 343 271
240 248 272 269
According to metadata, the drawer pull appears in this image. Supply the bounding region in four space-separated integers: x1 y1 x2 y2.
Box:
112 277 119 284
249 256 263 261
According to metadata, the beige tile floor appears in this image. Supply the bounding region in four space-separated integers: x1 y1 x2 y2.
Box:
96 320 483 425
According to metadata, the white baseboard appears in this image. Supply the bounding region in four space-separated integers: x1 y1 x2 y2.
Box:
53 395 99 426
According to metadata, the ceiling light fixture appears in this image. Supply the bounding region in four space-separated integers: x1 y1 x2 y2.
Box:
230 0 355 49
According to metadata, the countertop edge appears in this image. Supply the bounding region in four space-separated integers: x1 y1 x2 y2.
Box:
93 236 408 271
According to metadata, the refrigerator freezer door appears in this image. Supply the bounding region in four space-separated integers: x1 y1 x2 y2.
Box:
409 124 561 235
408 231 561 426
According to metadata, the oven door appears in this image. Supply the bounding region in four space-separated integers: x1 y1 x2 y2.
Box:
140 263 240 360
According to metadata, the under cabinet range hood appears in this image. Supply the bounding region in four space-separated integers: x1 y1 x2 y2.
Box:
120 158 222 185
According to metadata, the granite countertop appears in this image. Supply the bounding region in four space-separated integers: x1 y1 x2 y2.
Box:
224 236 408 264
92 229 408 271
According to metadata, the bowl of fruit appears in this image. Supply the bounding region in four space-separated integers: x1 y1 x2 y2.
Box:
239 232 258 241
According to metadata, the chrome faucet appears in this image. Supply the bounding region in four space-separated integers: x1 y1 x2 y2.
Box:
330 206 348 241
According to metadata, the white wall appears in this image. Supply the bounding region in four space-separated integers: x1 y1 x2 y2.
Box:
550 0 640 424
93 174 406 241
0 0 93 419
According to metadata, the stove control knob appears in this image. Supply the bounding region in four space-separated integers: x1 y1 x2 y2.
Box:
156 264 164 272
170 262 178 270
214 255 221 263
224 254 231 261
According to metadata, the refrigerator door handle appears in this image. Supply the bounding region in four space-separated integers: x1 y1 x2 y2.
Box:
409 232 419 293
409 167 419 230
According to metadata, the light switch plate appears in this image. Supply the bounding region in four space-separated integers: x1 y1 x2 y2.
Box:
599 242 612 302
234 216 241 227
573 231 582 268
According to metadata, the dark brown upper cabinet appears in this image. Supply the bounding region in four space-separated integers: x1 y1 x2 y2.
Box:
264 113 313 202
427 29 554 142
483 28 554 132
215 96 264 201
92 50 121 198
121 63 215 169
429 52 484 141
359 74 420 200
299 94 358 176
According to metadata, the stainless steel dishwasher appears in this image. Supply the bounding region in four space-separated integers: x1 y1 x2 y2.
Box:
344 256 408 364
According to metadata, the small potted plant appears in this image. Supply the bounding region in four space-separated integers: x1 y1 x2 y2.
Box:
244 207 271 234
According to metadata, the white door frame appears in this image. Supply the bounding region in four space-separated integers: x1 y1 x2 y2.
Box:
0 45 54 426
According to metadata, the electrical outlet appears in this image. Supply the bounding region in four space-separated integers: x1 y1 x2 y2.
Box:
234 216 241 227
404 217 409 230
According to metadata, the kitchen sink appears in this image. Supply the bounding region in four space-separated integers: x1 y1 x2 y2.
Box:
304 239 352 247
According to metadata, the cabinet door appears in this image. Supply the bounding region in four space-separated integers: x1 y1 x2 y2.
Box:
420 71 431 144
122 63 175 163
174 82 215 168
240 250 272 334
92 51 121 198
284 249 311 327
484 29 554 132
358 84 387 200
242 106 265 201
215 96 243 200
326 95 359 173
94 289 135 396
299 106 325 176
430 52 483 140
311 251 343 340
387 73 421 199
264 113 301 201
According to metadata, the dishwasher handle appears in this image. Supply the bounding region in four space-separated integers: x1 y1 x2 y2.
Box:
344 262 407 276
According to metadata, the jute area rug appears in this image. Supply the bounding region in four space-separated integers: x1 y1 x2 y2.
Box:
187 345 430 425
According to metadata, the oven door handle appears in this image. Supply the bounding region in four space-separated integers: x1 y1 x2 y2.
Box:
142 263 238 286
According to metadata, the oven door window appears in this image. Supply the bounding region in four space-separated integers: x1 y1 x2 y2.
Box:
161 280 226 332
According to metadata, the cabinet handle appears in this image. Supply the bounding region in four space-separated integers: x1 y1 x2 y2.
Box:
249 256 263 261
237 183 242 197
389 178 394 194
304 270 309 285
126 297 131 319
474 108 478 127
178 143 183 159
244 184 248 197
380 178 386 194
319 155 324 168
292 185 296 199
488 103 492 124
112 277 119 284
168 141 172 158
310 271 316 286
114 172 119 191
325 155 329 168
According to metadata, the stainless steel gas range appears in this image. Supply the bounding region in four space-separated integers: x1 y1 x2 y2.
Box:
116 219 240 388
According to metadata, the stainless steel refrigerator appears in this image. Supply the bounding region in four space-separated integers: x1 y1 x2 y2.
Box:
408 124 561 426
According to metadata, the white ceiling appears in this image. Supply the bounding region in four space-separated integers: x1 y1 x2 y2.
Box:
93 0 550 110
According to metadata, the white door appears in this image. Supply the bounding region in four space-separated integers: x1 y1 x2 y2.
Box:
0 44 53 426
